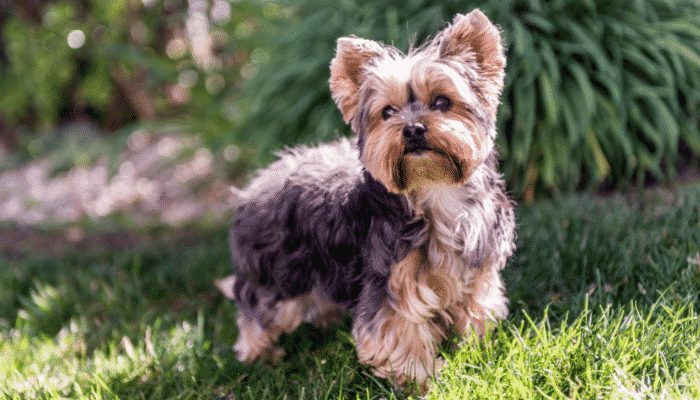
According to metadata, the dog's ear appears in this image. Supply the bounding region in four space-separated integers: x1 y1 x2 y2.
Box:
330 36 385 125
437 9 506 98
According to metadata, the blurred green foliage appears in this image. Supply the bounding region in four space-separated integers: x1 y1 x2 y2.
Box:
0 0 272 157
230 0 700 199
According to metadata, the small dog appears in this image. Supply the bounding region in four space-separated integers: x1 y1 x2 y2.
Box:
217 9 515 386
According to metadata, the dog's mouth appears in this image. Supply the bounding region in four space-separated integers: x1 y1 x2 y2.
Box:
403 143 433 155
402 145 457 168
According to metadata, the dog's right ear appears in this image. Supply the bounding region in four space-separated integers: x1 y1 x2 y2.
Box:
329 36 385 125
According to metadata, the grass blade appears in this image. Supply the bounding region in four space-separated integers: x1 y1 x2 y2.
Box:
538 70 558 125
584 126 611 183
567 62 596 118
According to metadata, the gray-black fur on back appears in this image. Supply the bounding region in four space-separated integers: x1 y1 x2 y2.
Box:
229 138 427 326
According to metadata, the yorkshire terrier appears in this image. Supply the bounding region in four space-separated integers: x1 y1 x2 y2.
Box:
217 9 516 387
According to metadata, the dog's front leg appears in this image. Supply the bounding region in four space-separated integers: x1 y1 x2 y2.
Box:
352 250 445 386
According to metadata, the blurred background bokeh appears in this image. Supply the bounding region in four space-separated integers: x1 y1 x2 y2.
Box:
1 0 700 229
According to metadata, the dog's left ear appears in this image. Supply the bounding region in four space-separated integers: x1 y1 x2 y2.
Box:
438 9 506 97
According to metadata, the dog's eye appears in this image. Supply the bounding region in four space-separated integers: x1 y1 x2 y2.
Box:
382 105 399 120
429 95 452 112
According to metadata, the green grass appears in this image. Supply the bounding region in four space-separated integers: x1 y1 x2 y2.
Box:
1 184 700 399
432 300 700 399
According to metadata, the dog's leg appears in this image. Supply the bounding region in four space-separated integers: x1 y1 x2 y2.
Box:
449 258 508 344
353 308 444 387
233 294 310 363
352 250 445 386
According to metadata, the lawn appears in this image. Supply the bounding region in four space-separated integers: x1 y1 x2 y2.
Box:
1 183 699 399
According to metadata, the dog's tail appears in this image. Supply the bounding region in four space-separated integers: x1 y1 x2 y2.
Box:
214 274 237 300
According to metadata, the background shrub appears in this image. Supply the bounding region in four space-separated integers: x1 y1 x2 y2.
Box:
0 0 265 156
229 0 700 200
497 0 700 199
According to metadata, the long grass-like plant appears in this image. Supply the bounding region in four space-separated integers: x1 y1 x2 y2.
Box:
497 0 700 199
230 0 700 199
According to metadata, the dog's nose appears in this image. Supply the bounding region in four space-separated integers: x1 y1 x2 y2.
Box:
402 123 427 143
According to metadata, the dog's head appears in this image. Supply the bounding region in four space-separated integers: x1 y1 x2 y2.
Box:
330 9 505 193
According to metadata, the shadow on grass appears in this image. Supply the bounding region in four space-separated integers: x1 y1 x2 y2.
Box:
506 183 700 323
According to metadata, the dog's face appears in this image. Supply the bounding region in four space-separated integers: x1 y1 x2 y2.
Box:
330 9 505 193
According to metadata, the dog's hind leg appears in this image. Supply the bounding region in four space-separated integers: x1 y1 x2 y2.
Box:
232 294 310 363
